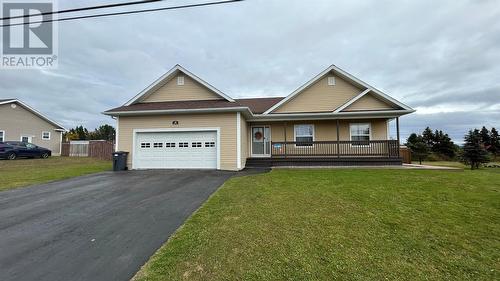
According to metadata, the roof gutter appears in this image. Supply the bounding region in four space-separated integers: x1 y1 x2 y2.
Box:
248 109 415 121
102 107 252 117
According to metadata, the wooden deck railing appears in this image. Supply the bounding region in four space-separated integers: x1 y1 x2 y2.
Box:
270 140 400 158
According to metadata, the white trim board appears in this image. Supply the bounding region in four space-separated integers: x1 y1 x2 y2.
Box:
103 107 252 117
115 116 119 151
124 64 234 106
236 112 241 170
333 89 371 113
131 127 221 170
250 125 272 157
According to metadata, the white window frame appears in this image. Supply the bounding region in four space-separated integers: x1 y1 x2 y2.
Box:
294 124 315 147
349 123 372 146
0 130 4 142
42 131 51 140
250 125 272 157
20 135 32 143
177 75 185 85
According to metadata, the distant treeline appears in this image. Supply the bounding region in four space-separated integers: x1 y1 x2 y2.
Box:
406 126 499 169
63 125 115 142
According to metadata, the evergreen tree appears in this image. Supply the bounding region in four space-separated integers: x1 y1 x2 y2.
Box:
461 129 489 169
74 126 89 140
490 127 500 155
432 130 456 158
480 126 491 147
405 133 419 147
422 127 435 147
89 124 116 141
406 134 429 164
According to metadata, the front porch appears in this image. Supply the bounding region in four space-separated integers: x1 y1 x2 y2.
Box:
245 118 402 167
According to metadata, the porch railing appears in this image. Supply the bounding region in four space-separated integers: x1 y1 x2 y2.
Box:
270 140 400 158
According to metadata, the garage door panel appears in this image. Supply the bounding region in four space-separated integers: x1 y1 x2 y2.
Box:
135 131 217 169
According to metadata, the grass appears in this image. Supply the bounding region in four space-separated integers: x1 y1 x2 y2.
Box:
0 157 111 191
134 168 500 281
421 161 467 168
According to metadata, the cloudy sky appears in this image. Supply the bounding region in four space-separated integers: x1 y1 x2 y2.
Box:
1 0 499 143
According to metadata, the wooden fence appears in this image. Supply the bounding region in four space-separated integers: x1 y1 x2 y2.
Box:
61 140 114 161
399 146 412 164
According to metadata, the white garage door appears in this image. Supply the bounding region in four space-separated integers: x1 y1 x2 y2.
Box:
134 131 217 169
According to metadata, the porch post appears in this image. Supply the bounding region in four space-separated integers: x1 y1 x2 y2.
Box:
283 122 287 158
336 119 340 158
396 117 400 157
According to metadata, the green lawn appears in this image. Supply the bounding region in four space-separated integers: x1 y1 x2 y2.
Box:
421 161 467 168
134 168 500 281
0 157 111 191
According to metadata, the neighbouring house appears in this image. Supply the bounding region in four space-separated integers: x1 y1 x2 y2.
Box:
104 64 415 170
0 99 66 155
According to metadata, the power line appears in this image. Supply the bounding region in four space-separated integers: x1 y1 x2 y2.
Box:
0 0 244 27
0 0 165 20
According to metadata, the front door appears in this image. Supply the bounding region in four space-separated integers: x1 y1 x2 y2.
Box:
251 126 271 157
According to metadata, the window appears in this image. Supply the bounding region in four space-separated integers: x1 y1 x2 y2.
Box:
177 76 184 85
153 142 163 148
179 142 189 147
0 130 4 142
205 142 215 147
21 136 30 143
42 131 50 140
192 142 202 148
350 123 371 145
165 142 176 147
294 124 314 146
26 143 36 149
140 142 151 148
328 76 336 86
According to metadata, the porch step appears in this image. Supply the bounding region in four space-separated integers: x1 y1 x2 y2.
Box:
245 158 272 168
245 157 402 168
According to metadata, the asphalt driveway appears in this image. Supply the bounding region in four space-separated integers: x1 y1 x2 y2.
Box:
0 169 241 281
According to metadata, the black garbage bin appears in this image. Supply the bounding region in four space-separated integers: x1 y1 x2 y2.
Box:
112 151 129 171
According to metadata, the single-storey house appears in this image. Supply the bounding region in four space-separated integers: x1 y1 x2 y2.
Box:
104 64 414 170
0 99 66 155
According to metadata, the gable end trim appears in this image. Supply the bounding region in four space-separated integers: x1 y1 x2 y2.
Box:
124 65 234 106
263 64 414 114
0 99 67 131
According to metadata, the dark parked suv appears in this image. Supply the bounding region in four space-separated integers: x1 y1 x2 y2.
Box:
0 141 52 160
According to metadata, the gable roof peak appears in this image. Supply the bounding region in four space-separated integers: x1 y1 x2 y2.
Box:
124 64 234 106
262 64 414 114
0 98 66 130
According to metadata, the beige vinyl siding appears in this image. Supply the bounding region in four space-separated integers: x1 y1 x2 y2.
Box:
0 103 63 155
250 119 389 156
141 74 223 103
251 119 388 142
240 114 248 169
117 113 237 170
274 74 363 113
343 93 397 111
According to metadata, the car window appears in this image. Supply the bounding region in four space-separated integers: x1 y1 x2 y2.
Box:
26 143 36 149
